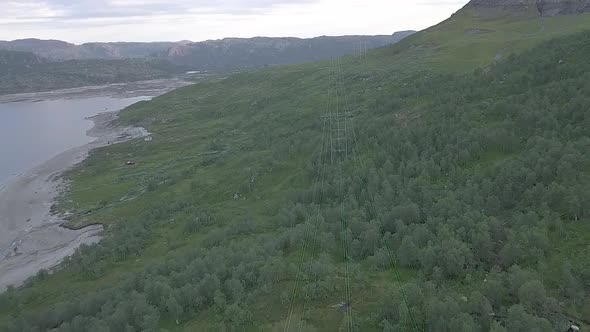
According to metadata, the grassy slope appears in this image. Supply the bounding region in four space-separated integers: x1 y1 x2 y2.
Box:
370 9 590 73
1 7 590 330
0 63 331 329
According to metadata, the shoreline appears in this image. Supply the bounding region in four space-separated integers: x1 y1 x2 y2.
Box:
0 78 191 104
0 110 149 291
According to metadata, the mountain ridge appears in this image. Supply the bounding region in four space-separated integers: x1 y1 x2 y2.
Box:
166 32 416 69
0 32 415 64
465 0 590 16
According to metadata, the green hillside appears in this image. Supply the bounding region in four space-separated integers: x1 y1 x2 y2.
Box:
1 7 590 332
369 9 590 73
0 58 183 95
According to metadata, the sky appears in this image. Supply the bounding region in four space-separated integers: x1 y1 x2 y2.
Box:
0 0 468 44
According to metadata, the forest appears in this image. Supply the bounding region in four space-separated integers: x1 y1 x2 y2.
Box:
0 28 589 331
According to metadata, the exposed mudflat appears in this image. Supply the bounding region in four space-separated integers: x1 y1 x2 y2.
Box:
0 78 191 104
0 107 150 291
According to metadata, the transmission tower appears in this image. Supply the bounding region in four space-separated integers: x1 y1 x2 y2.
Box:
322 60 353 165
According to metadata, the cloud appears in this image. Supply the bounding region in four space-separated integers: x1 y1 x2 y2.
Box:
2 0 317 22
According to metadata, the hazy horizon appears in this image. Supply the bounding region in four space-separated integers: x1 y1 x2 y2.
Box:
1 0 467 44
0 30 418 45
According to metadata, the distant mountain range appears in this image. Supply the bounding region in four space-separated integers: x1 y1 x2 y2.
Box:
0 32 415 95
0 32 415 68
0 39 184 61
162 32 416 69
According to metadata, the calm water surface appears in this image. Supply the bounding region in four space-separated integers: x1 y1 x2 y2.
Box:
0 96 149 187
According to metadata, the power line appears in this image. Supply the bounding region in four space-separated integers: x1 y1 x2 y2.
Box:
298 59 334 331
338 55 422 332
284 59 333 332
331 56 354 331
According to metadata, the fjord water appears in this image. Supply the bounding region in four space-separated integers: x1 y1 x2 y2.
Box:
0 96 148 187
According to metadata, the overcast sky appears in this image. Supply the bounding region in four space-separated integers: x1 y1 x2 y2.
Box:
0 0 468 44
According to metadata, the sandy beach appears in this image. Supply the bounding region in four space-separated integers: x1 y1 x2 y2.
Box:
0 111 149 291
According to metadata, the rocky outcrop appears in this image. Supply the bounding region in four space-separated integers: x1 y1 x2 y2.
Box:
167 45 191 58
466 0 590 16
536 0 590 16
468 0 535 9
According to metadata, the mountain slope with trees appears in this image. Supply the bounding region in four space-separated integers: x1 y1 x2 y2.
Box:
0 2 589 331
0 50 46 66
0 57 184 95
